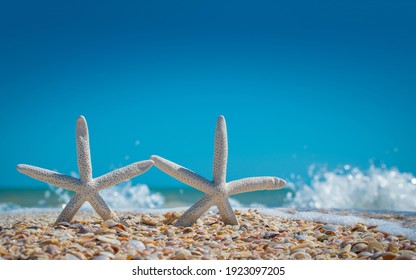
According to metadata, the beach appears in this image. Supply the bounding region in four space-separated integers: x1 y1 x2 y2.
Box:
1 209 415 260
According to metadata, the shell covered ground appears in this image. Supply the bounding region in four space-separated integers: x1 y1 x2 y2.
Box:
0 209 415 260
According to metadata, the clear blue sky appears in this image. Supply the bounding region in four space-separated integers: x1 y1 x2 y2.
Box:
1 0 415 188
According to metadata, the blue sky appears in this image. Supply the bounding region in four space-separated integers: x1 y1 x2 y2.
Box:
1 0 415 188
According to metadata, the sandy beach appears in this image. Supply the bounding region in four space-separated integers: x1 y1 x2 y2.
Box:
1 209 415 260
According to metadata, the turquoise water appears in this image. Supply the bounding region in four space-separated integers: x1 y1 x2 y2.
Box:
0 186 291 210
1 163 415 212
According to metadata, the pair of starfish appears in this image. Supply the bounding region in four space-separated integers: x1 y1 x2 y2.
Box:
17 116 285 226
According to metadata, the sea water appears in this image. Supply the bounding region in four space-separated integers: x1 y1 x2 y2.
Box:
1 163 415 212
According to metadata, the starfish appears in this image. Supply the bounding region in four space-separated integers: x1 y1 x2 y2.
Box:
17 116 153 225
151 115 286 227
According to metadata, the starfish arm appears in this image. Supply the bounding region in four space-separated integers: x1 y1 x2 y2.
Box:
174 194 215 227
227 176 286 195
213 115 228 185
151 155 214 194
216 197 239 225
76 116 93 183
54 193 86 224
94 160 154 191
89 193 120 221
16 164 81 192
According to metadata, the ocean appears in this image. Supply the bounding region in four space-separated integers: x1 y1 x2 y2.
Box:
1 163 415 213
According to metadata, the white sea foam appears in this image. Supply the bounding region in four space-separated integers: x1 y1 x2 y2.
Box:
259 208 416 240
100 181 165 210
285 164 416 211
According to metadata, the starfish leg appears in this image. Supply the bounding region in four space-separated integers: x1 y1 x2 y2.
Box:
76 116 93 183
174 194 215 227
89 193 120 222
213 115 228 185
151 155 214 194
16 164 81 192
227 176 286 196
216 197 239 225
94 160 154 191
54 193 86 224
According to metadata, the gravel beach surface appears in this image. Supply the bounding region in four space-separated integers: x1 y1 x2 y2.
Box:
1 209 415 260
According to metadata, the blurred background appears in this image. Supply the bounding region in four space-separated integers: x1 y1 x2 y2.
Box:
1 0 415 211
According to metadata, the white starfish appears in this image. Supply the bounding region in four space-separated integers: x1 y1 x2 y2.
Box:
17 116 153 225
151 115 286 227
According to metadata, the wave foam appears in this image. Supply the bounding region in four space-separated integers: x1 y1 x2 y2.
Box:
286 164 416 211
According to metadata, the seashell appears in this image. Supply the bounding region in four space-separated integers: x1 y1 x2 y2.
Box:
93 254 110 260
352 224 367 232
127 240 146 251
264 231 279 239
96 235 121 246
66 250 86 260
372 251 383 260
56 222 70 227
142 216 158 226
183 227 194 234
78 225 94 234
393 254 416 260
322 225 340 233
174 249 192 260
97 251 115 259
351 243 368 253
367 241 384 252
240 251 251 258
163 212 179 225
114 223 126 231
342 244 352 254
387 243 399 253
357 251 373 258
382 252 398 260
363 237 377 243
397 250 416 256
162 248 176 255
65 253 80 260
290 252 312 260
101 220 118 229
45 245 59 255
118 231 130 237
290 243 314 251
69 223 83 229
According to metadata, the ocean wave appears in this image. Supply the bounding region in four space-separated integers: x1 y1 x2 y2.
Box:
285 164 416 211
